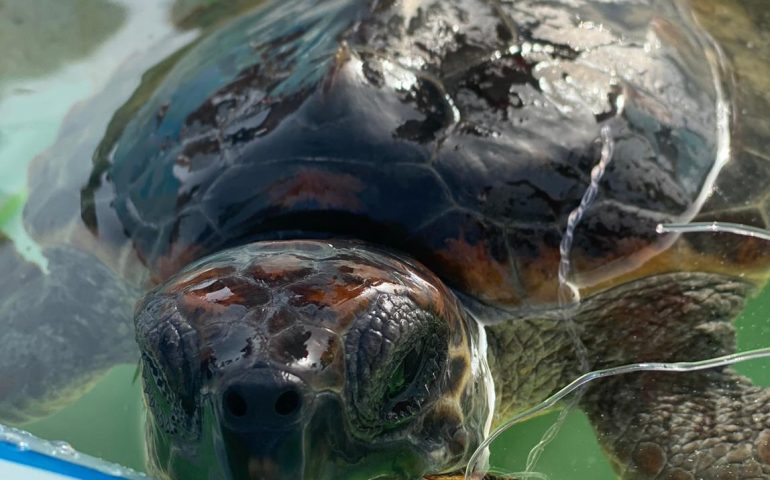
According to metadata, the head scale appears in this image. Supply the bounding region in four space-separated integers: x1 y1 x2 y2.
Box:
135 240 493 480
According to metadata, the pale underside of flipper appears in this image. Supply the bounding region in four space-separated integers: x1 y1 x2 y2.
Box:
0 236 139 424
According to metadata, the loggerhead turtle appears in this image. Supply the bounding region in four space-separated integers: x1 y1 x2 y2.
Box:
2 0 770 479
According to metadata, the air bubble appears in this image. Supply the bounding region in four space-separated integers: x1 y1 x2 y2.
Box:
0 423 148 478
51 440 76 457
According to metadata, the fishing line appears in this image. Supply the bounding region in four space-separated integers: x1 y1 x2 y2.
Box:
657 221 770 241
464 347 770 479
470 211 770 479
519 125 615 474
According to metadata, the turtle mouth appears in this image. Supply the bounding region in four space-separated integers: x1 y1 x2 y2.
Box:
136 239 494 480
208 390 430 480
209 368 309 480
213 416 307 479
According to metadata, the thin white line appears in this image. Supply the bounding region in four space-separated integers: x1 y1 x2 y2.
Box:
558 125 615 306
465 347 770 479
657 221 770 242
521 126 615 473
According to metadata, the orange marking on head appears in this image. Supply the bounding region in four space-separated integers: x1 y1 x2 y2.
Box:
179 290 232 317
169 266 238 292
249 255 313 284
178 276 268 322
304 281 370 306
286 272 381 329
185 280 252 307
267 168 365 210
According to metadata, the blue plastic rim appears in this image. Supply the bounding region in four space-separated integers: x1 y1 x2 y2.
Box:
0 441 128 480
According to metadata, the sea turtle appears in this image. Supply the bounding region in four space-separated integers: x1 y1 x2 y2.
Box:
2 0 770 479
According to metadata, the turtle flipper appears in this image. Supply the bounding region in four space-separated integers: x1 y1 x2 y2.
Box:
0 237 138 424
572 272 770 478
582 369 770 479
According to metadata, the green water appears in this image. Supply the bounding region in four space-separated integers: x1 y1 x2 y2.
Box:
1 0 769 479
15 287 769 477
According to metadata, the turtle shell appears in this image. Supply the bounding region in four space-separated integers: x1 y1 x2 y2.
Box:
27 0 770 309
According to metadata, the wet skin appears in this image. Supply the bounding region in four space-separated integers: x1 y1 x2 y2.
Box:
136 241 491 479
4 0 770 479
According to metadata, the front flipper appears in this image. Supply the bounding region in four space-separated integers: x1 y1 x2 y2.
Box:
572 272 770 479
583 369 770 479
0 237 138 424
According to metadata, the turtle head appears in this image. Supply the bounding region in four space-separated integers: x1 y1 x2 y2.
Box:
135 240 493 480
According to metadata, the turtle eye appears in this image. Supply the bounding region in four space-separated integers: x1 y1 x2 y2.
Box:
385 343 423 401
382 338 443 426
135 294 202 442
346 295 449 435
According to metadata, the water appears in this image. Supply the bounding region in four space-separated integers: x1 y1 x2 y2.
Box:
1 0 769 478
0 422 148 479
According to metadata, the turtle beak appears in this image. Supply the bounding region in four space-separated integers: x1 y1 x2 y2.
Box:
217 427 305 480
212 369 308 480
210 379 401 480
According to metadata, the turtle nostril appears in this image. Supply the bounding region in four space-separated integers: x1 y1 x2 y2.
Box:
224 389 248 417
274 389 301 416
